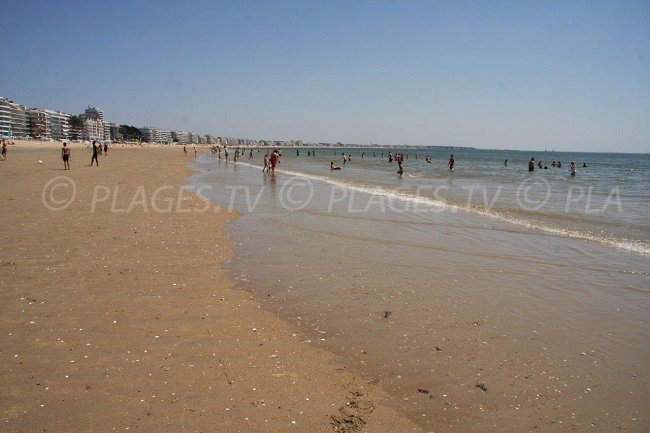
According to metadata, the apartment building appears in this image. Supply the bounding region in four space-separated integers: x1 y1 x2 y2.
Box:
44 110 71 141
172 130 191 144
82 106 105 141
0 97 30 138
27 108 49 139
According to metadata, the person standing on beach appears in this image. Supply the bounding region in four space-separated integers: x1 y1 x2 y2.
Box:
90 141 99 166
183 145 187 157
194 146 198 158
103 143 108 156
448 154 455 171
1 139 7 161
528 158 535 172
61 142 71 170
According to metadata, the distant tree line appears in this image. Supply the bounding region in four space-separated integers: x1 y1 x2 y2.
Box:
119 125 143 141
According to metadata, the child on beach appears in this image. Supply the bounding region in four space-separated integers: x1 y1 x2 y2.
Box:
263 152 270 172
61 142 71 170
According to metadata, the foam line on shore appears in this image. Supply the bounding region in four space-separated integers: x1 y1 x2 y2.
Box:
222 160 650 257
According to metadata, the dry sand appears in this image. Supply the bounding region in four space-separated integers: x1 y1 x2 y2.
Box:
0 143 421 432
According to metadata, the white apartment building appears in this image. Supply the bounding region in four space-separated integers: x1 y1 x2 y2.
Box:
172 130 191 144
44 110 71 141
82 106 105 141
0 97 30 138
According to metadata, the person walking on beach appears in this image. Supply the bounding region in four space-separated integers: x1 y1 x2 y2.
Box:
194 146 198 158
90 140 99 166
447 154 455 171
528 157 535 172
61 142 71 170
1 139 7 161
183 145 187 157
103 143 108 156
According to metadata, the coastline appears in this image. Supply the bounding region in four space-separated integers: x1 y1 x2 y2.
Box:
0 144 421 432
190 154 650 433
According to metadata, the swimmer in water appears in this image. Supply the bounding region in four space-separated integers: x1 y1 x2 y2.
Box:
569 161 576 176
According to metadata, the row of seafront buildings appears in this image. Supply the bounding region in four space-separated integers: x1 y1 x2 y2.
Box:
0 96 120 142
1 96 306 147
1 97 74 141
0 97 222 145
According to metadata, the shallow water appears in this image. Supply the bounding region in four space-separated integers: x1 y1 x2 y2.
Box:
190 150 649 432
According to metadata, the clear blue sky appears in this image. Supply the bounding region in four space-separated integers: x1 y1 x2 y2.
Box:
1 0 648 152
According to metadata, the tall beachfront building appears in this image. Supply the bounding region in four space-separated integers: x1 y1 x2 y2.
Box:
139 126 172 144
172 130 191 144
26 108 49 139
0 97 30 139
44 110 71 141
82 106 105 141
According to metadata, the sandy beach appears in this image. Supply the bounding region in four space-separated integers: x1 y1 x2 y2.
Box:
0 143 421 432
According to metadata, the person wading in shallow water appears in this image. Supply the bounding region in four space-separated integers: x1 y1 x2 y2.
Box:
448 154 455 171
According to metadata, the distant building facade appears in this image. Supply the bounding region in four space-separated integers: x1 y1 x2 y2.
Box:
44 110 71 141
0 97 30 138
82 106 105 141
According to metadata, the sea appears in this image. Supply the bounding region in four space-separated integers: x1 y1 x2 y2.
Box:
190 147 649 433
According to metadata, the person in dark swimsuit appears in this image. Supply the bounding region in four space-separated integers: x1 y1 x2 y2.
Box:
448 154 455 171
90 141 99 166
528 158 535 172
61 142 71 170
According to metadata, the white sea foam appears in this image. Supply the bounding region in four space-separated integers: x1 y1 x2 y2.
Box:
223 161 650 256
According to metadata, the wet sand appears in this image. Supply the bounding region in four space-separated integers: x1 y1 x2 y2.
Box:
191 156 650 433
0 144 421 432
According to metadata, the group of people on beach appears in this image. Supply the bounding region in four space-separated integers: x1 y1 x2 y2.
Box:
45 139 109 170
